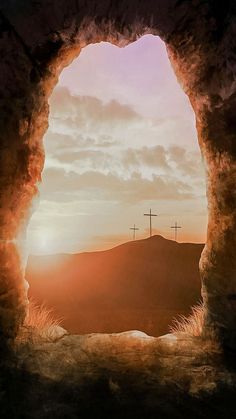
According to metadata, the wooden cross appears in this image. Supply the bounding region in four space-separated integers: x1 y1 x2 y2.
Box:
171 221 182 241
144 209 157 237
130 224 139 240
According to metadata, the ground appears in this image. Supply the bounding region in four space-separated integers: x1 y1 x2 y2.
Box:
1 330 236 418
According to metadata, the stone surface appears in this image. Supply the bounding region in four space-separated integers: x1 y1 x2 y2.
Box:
0 331 234 418
0 1 235 349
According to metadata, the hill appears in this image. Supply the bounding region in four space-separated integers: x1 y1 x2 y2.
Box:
26 235 204 336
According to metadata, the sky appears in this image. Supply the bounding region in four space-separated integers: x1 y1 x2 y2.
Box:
27 35 208 255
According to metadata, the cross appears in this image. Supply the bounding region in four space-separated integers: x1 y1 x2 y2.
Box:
171 221 182 242
130 224 139 241
144 209 158 237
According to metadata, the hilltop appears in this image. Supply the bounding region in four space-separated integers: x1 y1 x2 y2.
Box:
26 235 203 336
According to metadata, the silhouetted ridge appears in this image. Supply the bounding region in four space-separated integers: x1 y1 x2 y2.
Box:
26 235 204 337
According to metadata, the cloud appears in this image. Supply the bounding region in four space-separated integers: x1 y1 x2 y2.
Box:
47 86 171 153
44 132 94 152
49 86 140 126
39 167 194 204
122 146 170 170
44 133 204 187
96 136 119 148
45 131 118 163
53 149 114 171
168 146 205 178
121 145 204 179
46 87 200 172
41 87 204 208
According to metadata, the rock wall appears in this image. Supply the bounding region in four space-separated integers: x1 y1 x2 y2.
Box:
0 0 236 349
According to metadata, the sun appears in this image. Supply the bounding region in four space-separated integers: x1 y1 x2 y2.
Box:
28 228 56 255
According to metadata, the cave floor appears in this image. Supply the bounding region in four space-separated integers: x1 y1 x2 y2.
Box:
1 331 236 418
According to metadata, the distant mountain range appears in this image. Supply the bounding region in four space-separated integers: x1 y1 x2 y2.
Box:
26 235 204 337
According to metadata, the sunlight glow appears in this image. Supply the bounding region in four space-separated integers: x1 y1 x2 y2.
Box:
27 35 207 255
30 229 55 254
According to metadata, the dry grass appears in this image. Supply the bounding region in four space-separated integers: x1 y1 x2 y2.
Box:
17 299 64 343
170 302 204 337
26 299 62 330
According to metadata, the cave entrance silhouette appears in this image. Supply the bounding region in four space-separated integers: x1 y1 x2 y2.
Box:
0 1 236 350
26 35 205 337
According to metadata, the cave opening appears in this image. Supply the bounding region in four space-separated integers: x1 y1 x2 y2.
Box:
1 1 235 352
25 35 207 337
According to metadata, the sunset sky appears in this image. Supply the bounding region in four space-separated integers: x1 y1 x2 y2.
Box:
27 35 207 254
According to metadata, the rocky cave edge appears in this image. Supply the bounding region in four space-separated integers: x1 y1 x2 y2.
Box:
1 0 236 417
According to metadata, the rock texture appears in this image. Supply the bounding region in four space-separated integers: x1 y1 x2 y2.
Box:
0 331 234 418
0 1 236 350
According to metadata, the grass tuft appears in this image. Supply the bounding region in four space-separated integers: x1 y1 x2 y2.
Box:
17 299 64 343
25 299 61 331
170 302 204 337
